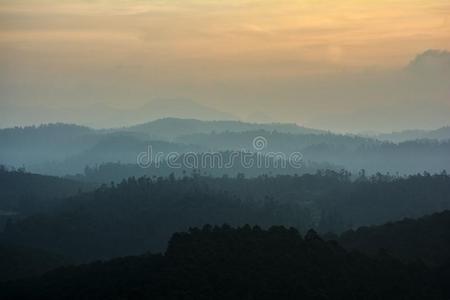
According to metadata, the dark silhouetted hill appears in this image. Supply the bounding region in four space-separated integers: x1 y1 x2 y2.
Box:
0 244 67 282
339 210 450 266
0 167 92 217
0 226 441 300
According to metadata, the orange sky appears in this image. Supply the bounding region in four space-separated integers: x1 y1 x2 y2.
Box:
1 0 449 131
1 0 449 71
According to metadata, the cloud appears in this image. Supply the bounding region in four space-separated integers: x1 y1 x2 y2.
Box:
406 49 450 74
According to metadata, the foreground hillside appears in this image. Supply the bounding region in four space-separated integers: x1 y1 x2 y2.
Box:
2 171 450 261
0 226 443 300
339 210 450 266
0 244 67 282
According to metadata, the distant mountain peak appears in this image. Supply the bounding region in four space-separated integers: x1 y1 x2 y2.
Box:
138 98 238 122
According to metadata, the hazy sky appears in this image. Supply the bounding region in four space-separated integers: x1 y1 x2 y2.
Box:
1 0 449 132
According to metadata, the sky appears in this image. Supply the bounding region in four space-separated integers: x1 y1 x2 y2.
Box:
0 0 449 132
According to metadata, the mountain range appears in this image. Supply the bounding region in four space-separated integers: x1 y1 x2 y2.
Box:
1 118 449 177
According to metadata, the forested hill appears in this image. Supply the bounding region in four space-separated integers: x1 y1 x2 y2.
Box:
2 120 449 177
176 131 450 174
0 244 67 282
2 171 450 262
376 126 450 142
338 210 450 266
122 118 326 139
0 123 98 166
0 167 92 216
0 226 442 300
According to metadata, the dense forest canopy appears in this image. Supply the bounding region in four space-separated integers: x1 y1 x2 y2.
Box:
0 167 93 231
338 210 450 266
2 169 449 262
1 225 447 300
